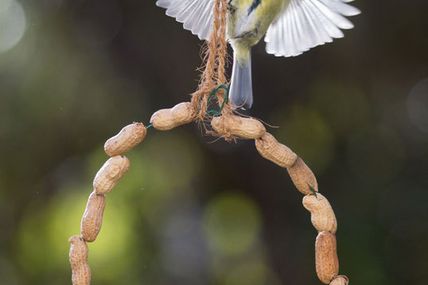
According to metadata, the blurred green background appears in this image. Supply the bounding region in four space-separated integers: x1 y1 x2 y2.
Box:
1 0 428 284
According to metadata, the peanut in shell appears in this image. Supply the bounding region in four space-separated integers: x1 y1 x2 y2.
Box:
104 123 147 156
150 102 195 130
93 156 130 194
211 115 266 140
287 157 318 195
303 193 337 234
69 235 91 285
255 132 297 168
80 192 106 242
315 231 339 284
330 275 349 285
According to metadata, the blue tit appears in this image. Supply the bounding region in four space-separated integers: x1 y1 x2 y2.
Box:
156 0 360 109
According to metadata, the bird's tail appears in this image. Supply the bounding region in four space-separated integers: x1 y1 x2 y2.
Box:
229 50 253 109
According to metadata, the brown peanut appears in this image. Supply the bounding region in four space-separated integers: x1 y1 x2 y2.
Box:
287 157 318 195
93 156 130 194
255 132 298 168
104 123 147 156
330 275 349 285
211 115 266 139
69 235 91 285
80 192 106 242
303 193 337 233
150 102 195 130
315 231 339 284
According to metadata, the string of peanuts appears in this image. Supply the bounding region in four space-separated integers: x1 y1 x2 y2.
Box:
69 0 349 284
69 110 349 285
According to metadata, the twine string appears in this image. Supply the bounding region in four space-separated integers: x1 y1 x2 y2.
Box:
191 0 229 121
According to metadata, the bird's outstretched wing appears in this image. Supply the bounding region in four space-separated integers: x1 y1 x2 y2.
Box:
265 0 361 57
156 0 214 41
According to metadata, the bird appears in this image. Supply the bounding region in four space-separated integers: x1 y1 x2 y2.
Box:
156 0 360 109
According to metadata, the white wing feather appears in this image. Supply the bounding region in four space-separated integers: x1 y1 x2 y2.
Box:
156 0 214 41
265 0 361 57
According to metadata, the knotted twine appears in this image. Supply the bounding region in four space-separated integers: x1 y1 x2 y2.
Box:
191 0 232 121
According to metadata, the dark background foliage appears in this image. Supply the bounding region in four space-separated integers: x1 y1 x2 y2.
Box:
1 0 427 284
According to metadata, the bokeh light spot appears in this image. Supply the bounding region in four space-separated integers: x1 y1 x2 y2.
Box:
203 193 261 256
0 0 26 53
17 186 136 283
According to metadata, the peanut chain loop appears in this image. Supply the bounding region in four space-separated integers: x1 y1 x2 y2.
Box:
69 106 349 285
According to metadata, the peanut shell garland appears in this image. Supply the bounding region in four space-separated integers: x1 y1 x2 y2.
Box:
70 114 350 284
